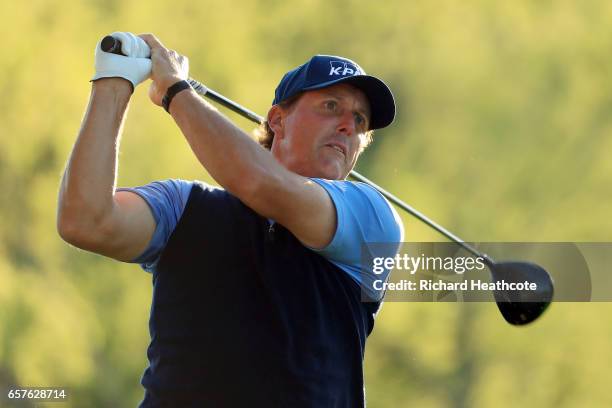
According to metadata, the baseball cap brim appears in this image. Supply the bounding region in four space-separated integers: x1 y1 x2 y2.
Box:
302 75 395 130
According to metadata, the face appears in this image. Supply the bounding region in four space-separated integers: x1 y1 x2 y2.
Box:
269 83 371 180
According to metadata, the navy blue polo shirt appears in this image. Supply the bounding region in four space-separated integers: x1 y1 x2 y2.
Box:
120 179 403 407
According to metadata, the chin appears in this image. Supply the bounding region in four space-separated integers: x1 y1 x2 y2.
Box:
318 164 346 180
300 157 347 180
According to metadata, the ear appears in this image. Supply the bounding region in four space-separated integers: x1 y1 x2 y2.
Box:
267 105 285 139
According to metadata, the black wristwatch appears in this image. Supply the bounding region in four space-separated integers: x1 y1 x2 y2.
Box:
162 80 192 113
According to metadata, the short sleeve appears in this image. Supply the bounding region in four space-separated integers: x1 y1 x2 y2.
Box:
309 179 404 301
117 179 194 272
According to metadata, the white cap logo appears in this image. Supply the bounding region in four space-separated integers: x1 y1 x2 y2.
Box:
329 61 362 76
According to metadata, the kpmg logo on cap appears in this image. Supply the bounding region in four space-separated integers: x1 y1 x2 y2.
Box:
329 60 362 77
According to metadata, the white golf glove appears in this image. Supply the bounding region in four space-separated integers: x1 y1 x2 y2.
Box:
91 32 152 90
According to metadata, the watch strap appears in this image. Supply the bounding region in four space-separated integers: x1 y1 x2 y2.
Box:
162 80 192 113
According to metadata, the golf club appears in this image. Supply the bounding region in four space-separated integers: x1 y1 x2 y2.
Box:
101 35 554 325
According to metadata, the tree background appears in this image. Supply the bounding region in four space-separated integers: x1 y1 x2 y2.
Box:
1 1 611 406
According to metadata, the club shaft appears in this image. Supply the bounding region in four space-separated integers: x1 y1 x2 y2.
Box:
346 171 489 261
192 81 264 125
187 81 492 263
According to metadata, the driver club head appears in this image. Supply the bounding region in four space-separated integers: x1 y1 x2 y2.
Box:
486 261 554 325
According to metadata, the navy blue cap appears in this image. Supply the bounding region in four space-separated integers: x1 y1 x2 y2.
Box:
273 55 395 130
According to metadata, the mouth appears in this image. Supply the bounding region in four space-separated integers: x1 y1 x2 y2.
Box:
324 142 347 158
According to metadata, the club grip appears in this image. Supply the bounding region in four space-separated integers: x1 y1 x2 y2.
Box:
100 35 124 55
97 35 262 123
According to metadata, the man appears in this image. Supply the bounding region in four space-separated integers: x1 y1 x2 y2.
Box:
57 32 403 407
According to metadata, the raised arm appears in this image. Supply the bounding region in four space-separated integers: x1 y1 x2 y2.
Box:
57 34 158 262
57 79 156 261
141 34 339 249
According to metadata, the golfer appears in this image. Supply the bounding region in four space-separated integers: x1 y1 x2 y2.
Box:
57 32 403 407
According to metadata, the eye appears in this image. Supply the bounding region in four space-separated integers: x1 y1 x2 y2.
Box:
354 112 367 128
324 100 338 111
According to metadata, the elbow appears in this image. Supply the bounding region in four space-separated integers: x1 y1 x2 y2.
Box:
57 190 86 245
57 189 116 249
57 211 86 246
56 206 105 248
57 203 73 242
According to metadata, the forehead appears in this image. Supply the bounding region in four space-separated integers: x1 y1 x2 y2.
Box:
302 83 371 116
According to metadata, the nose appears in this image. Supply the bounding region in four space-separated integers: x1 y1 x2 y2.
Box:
336 111 356 137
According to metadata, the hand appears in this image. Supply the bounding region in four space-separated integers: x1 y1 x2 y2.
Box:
138 34 190 107
91 32 152 91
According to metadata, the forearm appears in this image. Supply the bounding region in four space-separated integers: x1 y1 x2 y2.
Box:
58 79 132 232
139 33 296 219
169 88 285 204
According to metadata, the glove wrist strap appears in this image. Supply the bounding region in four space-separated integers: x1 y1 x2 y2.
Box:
162 80 192 113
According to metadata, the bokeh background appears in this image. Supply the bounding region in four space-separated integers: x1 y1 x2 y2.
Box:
1 1 611 406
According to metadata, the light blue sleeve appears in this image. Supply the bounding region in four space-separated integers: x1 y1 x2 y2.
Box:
116 179 194 273
309 178 404 301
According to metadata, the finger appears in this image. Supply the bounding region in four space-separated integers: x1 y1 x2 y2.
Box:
129 32 151 58
126 32 142 56
138 33 166 52
111 32 134 56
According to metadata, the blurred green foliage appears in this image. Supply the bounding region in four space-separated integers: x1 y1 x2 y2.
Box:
1 0 611 406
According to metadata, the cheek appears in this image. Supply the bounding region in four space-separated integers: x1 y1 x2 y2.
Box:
287 123 320 152
281 126 313 161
